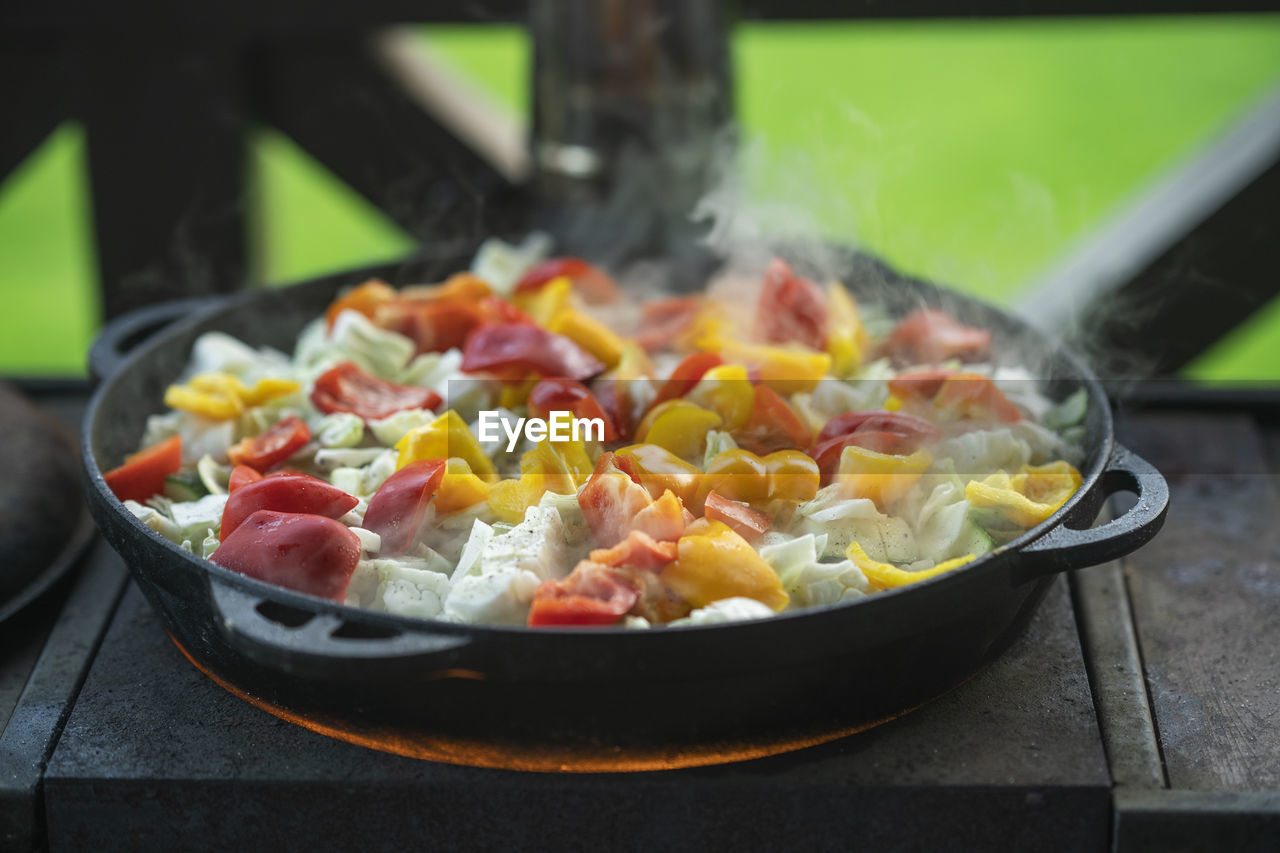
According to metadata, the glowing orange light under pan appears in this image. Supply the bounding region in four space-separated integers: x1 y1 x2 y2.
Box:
172 634 974 773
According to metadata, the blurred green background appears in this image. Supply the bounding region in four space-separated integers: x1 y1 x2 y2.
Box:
3 16 1279 378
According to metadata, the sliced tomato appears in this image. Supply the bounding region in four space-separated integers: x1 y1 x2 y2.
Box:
577 452 656 546
635 296 702 352
733 385 811 454
527 562 639 627
227 416 311 472
461 323 605 382
311 361 442 422
589 530 678 571
210 510 361 602
362 459 447 555
935 373 1022 423
809 411 941 482
220 473 358 539
756 258 828 349
527 378 618 442
703 491 772 543
325 279 396 330
651 352 723 409
514 257 620 304
228 464 264 493
883 308 991 365
103 434 183 503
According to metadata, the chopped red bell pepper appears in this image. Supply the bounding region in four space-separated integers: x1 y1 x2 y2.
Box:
755 258 828 349
461 323 605 382
650 352 723 409
220 473 358 539
634 295 702 352
935 373 1022 423
380 299 486 354
311 361 442 422
703 490 772 543
362 459 447 555
527 378 618 442
103 434 183 503
883 308 991 364
733 385 811 454
227 416 311 472
589 530 678 572
514 257 620 304
228 464 264 493
210 510 361 602
809 411 941 482
886 367 957 401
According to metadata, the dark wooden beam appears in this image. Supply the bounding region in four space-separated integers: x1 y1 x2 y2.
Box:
251 37 529 247
80 39 249 318
1019 87 1280 376
0 40 71 185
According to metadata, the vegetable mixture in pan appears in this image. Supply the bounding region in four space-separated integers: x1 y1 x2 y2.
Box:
104 237 1088 628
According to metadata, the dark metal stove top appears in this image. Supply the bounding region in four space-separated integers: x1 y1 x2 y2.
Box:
3 384 1279 852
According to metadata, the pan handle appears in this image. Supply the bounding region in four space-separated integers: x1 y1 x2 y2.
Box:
1014 443 1169 582
89 298 220 383
209 578 476 682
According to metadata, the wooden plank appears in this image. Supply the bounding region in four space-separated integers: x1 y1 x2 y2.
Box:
0 542 128 851
1117 412 1280 793
1114 789 1280 852
1070 556 1165 790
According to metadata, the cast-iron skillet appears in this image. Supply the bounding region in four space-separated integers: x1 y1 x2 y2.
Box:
82 243 1168 748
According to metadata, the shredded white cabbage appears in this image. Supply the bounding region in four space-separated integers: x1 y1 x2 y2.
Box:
669 597 775 626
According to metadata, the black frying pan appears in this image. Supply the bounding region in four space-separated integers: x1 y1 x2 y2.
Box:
81 244 1167 750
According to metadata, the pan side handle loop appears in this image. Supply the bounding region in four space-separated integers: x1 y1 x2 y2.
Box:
89 298 220 383
1014 444 1169 583
209 577 476 682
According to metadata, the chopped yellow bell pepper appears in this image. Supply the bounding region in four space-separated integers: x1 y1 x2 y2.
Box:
434 458 491 515
697 448 820 510
766 450 823 503
164 372 300 420
847 542 975 590
394 410 497 481
608 341 655 381
402 271 493 303
634 400 723 462
825 283 869 378
686 364 754 431
488 438 595 523
835 445 933 508
660 520 790 610
498 376 539 410
512 275 572 326
705 340 831 394
965 461 1083 528
549 309 625 370
614 443 703 507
